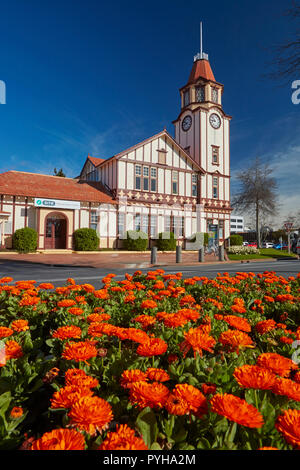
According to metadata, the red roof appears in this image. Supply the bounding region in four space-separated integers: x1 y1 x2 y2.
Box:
87 155 105 167
0 171 115 204
187 59 215 84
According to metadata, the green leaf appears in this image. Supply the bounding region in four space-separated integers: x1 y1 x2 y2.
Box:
135 407 158 448
0 392 11 416
150 442 162 450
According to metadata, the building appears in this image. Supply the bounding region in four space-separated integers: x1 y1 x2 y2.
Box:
0 48 232 250
230 216 244 233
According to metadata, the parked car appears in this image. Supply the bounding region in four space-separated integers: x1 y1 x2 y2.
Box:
273 243 290 250
248 242 257 248
242 241 249 246
262 242 274 249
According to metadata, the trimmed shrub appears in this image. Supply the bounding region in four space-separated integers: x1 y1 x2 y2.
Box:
124 230 148 251
227 245 259 255
73 228 99 251
12 227 38 253
230 234 243 246
157 232 177 251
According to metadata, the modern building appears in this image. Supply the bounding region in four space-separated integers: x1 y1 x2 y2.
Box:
230 216 244 233
0 48 232 250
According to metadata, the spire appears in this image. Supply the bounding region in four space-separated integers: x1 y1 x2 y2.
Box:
187 22 215 84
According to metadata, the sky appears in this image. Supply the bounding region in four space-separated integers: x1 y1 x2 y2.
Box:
0 0 299 226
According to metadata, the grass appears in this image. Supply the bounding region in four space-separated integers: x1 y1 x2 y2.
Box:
227 248 298 261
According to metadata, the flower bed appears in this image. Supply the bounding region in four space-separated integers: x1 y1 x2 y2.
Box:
0 270 299 450
227 245 259 255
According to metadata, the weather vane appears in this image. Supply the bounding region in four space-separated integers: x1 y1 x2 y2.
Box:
194 21 209 62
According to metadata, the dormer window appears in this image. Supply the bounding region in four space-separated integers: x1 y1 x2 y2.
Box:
196 86 205 102
183 90 190 107
211 87 218 103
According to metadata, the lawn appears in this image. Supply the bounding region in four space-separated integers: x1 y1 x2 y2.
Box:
228 248 298 261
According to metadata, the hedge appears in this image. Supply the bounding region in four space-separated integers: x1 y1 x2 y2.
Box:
12 227 38 253
124 230 148 251
156 232 177 251
73 228 99 251
229 234 243 246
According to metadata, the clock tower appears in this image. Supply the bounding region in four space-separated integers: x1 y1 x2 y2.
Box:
172 45 232 241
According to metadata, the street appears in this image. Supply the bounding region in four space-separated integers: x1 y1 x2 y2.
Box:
0 259 299 287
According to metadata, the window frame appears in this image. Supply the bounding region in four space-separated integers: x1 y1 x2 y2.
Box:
172 171 178 195
212 145 219 165
212 176 219 199
195 85 205 103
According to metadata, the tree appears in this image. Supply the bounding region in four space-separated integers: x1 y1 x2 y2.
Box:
266 1 300 82
54 168 66 177
232 157 279 248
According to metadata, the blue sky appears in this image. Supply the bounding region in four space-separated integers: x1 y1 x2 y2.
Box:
0 0 299 224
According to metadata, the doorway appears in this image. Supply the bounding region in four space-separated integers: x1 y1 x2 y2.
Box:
44 213 67 249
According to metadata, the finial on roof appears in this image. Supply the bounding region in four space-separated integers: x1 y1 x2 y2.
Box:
194 21 209 62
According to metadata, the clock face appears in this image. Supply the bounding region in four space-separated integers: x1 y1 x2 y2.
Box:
182 115 192 132
209 113 221 129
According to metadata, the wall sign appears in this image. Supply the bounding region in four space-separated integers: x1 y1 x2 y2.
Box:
34 198 80 210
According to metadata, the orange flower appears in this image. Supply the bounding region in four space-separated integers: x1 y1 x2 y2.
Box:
201 383 217 395
68 307 84 316
173 384 207 416
120 369 148 389
275 409 300 449
258 447 278 450
162 313 189 328
10 406 23 418
50 385 94 409
0 277 13 283
129 381 170 409
140 300 157 309
31 428 86 450
256 353 298 377
99 424 148 450
4 340 23 361
233 365 276 390
38 283 54 290
68 396 113 435
19 295 40 307
86 313 110 323
223 315 251 333
210 393 264 428
93 289 109 300
57 299 77 308
271 377 300 401
136 337 168 357
122 328 150 343
52 325 82 340
62 341 98 363
133 315 156 328
219 330 254 353
255 319 277 334
0 327 14 338
146 368 170 382
124 294 136 303
65 368 99 388
10 319 29 333
165 393 190 416
180 328 216 357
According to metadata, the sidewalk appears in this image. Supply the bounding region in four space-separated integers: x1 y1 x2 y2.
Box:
0 250 231 269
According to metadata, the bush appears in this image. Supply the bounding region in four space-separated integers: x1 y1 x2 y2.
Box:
156 232 177 251
12 227 38 253
124 230 148 251
230 234 243 246
73 228 99 251
227 245 259 255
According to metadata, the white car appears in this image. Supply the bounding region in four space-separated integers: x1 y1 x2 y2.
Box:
242 242 248 246
262 242 274 249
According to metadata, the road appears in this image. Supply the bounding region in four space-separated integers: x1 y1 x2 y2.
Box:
0 259 299 288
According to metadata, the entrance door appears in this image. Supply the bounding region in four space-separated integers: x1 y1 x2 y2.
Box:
45 214 67 249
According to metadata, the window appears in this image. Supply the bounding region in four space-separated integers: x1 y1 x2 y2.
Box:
213 177 218 199
192 174 197 197
150 167 157 192
150 215 157 238
141 214 148 234
237 219 243 223
135 213 141 231
135 165 141 190
165 215 171 232
219 220 224 239
143 166 149 191
212 146 219 165
90 210 98 231
196 86 205 102
158 150 166 165
183 90 190 107
211 87 218 103
172 216 184 238
118 212 125 236
172 171 178 195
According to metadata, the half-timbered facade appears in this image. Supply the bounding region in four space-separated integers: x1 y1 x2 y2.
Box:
0 52 232 250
